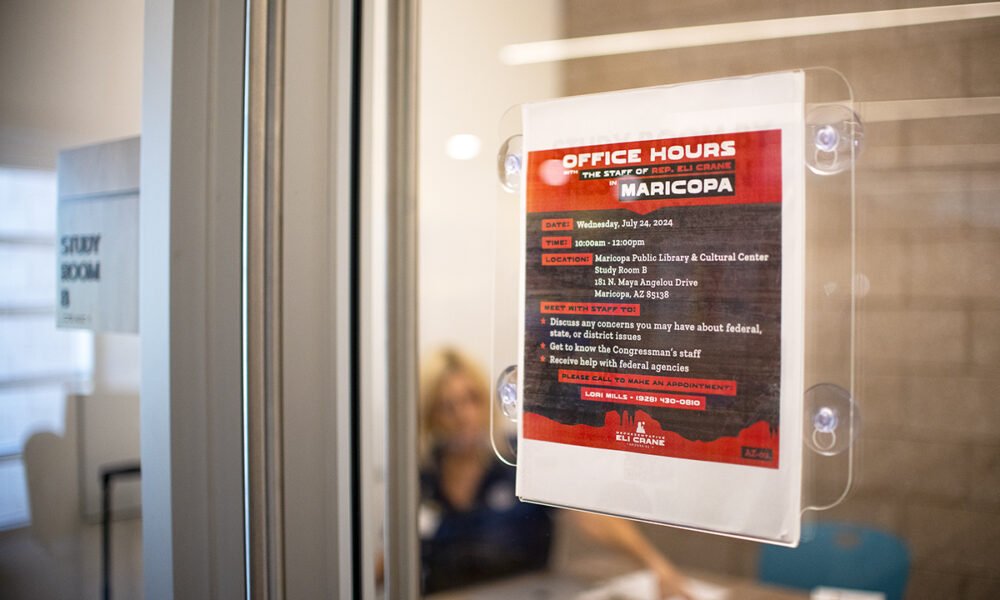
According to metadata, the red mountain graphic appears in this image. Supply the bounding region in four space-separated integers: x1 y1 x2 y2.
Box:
524 409 779 468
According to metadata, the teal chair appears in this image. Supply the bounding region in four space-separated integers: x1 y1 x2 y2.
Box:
758 522 910 600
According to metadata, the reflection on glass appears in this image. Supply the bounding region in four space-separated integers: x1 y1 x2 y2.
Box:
417 348 689 598
416 1 1000 597
0 1 143 596
419 348 554 593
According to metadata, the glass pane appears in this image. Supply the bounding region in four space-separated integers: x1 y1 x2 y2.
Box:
0 167 57 237
415 2 566 595
413 1 1000 598
0 385 66 457
0 245 57 307
0 316 92 381
0 459 31 528
0 0 144 596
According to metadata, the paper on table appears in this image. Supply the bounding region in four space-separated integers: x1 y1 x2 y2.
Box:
575 570 729 600
811 587 886 600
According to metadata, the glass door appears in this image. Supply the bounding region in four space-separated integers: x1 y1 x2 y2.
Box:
253 2 1000 598
384 1 1000 598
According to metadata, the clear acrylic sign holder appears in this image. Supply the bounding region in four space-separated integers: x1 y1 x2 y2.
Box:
489 68 862 545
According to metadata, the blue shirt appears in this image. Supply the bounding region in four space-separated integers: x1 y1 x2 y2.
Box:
419 454 554 593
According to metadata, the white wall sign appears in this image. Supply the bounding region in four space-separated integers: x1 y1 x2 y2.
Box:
56 137 139 333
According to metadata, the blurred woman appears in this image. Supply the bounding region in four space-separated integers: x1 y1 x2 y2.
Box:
419 347 690 597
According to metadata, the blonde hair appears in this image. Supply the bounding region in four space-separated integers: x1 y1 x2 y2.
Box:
419 347 491 461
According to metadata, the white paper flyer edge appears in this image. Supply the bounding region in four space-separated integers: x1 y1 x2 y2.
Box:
515 71 806 545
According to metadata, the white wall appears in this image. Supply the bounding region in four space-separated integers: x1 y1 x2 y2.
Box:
0 0 143 170
418 0 563 374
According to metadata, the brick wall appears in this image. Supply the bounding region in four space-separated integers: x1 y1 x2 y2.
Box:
560 2 1000 597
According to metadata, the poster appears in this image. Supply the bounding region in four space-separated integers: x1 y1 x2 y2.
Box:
515 72 805 545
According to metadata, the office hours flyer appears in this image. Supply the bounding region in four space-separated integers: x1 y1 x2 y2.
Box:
515 72 805 544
